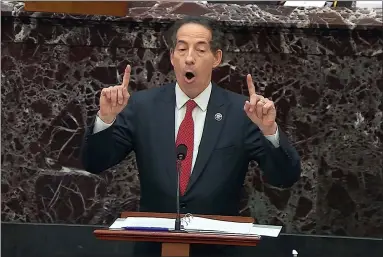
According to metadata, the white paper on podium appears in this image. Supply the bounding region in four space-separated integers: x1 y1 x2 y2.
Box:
249 224 282 237
109 216 254 235
109 216 282 237
185 217 253 234
109 218 128 230
284 1 327 7
120 217 175 229
355 1 382 8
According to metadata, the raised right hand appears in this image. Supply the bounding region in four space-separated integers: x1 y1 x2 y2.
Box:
98 65 131 124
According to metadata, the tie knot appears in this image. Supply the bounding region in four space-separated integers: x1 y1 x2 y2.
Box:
186 99 197 113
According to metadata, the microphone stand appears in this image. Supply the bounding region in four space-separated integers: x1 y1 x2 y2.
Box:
175 144 186 232
175 159 182 231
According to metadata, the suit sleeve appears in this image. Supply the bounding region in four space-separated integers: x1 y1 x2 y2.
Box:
244 118 301 188
80 97 136 174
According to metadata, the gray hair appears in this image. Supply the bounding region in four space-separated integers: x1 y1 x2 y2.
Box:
166 16 225 56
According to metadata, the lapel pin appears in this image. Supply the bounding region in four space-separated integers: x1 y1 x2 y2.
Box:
214 113 222 121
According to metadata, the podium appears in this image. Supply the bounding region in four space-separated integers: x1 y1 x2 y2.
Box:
24 1 128 16
94 212 260 257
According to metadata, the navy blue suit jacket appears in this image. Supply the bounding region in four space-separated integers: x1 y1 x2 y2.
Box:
81 83 301 216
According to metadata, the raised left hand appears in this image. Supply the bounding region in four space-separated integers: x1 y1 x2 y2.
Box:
244 74 277 135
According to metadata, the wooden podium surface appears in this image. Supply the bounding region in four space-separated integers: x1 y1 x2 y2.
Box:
24 1 128 16
94 212 260 257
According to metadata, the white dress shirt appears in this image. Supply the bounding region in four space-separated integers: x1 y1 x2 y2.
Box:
93 82 280 173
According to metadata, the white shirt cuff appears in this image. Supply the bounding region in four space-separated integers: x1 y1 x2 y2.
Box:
93 115 115 134
264 126 280 148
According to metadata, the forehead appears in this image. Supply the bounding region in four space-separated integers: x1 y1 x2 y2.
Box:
176 23 212 44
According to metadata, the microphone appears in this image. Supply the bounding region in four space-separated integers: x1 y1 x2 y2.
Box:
175 144 187 231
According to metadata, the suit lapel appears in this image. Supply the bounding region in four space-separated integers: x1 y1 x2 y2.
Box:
154 84 177 184
185 84 228 194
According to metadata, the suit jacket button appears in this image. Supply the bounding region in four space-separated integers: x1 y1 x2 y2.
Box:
180 202 186 208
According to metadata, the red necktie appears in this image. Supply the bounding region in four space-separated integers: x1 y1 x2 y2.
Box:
176 99 197 195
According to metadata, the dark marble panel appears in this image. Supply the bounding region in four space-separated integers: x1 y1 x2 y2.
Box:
315 55 383 237
317 29 383 57
2 13 382 57
2 15 382 58
1 15 323 56
0 43 148 224
232 52 323 235
0 15 170 48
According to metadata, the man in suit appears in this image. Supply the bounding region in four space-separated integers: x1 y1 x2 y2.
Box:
81 16 301 257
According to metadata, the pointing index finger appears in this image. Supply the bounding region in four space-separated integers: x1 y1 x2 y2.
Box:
247 74 256 96
122 64 131 89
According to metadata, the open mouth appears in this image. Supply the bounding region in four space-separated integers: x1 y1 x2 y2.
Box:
184 72 195 83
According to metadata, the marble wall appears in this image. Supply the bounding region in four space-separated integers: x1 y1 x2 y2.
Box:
1 1 383 237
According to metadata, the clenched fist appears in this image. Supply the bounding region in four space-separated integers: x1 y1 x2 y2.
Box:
99 65 131 124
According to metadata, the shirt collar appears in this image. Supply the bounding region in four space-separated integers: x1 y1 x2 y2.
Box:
175 82 212 112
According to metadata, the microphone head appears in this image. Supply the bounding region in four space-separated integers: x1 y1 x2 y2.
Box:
176 144 187 160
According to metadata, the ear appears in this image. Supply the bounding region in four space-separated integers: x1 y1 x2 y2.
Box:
212 49 222 68
170 49 175 67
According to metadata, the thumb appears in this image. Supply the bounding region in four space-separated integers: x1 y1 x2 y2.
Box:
244 100 252 114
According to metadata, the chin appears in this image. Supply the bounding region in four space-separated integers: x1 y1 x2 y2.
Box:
179 81 206 99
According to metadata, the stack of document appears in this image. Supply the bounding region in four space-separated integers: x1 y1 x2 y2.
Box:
283 1 328 7
109 216 282 237
355 1 382 8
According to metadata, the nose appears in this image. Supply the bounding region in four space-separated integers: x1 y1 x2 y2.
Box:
185 50 195 65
